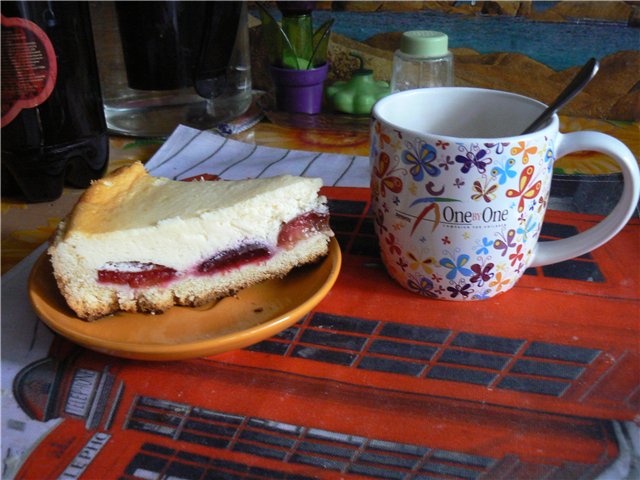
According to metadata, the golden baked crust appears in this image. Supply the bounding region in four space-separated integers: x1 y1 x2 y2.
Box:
63 162 150 238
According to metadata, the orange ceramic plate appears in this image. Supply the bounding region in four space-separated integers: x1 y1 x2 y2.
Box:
28 238 341 361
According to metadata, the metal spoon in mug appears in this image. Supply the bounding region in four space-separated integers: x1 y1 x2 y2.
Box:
521 57 599 135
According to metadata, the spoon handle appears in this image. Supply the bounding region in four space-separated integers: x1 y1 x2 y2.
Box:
521 57 599 135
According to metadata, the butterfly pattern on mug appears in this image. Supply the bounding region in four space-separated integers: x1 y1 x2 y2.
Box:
455 145 492 174
494 228 516 257
491 158 517 185
470 261 495 287
402 140 441 181
506 165 542 213
439 252 473 280
373 151 403 198
370 119 553 301
471 177 498 203
511 141 538 164
517 216 539 242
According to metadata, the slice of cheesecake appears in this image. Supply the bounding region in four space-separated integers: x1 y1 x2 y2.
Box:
48 162 333 320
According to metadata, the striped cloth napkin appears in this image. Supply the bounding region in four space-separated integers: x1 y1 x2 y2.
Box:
145 125 371 188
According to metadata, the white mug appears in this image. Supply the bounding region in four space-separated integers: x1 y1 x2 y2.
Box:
370 87 639 300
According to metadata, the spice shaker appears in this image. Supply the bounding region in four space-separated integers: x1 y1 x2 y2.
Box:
390 31 454 92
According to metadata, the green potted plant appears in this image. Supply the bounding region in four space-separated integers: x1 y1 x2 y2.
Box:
257 1 333 114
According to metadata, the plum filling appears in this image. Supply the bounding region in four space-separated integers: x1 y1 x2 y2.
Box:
98 262 177 288
278 211 330 248
97 210 330 287
197 242 271 274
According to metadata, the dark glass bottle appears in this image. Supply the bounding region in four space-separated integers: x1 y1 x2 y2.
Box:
1 1 108 203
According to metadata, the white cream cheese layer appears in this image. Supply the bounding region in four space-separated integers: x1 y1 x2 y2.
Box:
53 174 325 271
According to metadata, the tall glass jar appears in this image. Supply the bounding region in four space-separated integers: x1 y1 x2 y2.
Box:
90 1 252 137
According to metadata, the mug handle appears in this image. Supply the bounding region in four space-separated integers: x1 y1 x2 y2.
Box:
530 131 640 268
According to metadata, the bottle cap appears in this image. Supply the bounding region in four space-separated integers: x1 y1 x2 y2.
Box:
400 31 449 57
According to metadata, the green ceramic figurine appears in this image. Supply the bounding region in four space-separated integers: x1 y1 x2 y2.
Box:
327 52 390 115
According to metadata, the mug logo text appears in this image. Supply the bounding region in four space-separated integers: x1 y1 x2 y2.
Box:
441 205 509 226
